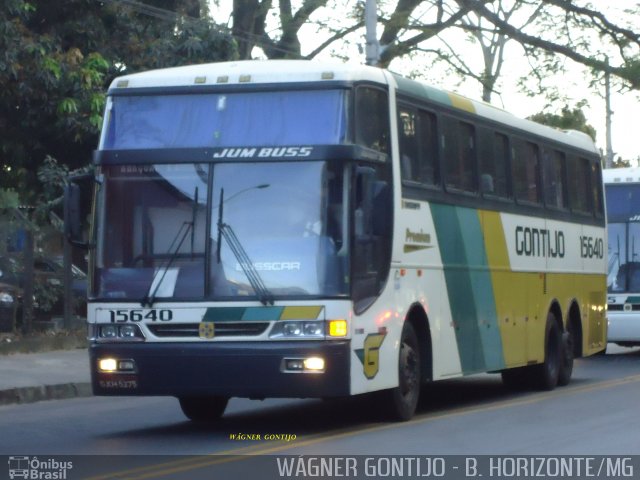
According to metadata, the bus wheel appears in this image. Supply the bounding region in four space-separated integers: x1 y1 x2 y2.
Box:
530 313 562 390
178 396 229 423
557 327 574 386
387 322 421 421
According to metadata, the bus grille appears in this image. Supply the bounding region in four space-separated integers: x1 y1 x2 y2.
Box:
607 304 640 311
148 322 269 338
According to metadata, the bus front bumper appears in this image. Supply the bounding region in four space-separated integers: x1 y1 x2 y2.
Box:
607 312 640 345
90 340 351 398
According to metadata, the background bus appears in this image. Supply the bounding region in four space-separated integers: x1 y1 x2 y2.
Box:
65 60 607 423
604 167 640 346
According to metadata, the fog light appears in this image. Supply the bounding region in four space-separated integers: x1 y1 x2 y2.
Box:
285 359 304 371
118 359 136 372
304 357 325 372
98 358 117 372
328 319 347 337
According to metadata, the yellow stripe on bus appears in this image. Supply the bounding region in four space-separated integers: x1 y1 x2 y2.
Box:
280 306 324 320
448 92 475 113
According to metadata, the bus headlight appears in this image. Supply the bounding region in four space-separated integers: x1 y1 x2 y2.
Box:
100 325 118 338
119 324 138 338
96 324 145 342
270 320 326 339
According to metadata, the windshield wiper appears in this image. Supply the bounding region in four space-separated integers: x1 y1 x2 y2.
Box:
216 188 274 306
141 220 192 307
142 187 201 307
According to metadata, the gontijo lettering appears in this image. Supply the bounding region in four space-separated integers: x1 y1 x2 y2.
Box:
515 226 565 258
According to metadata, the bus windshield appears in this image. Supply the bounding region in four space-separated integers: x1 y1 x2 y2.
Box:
606 183 640 293
103 89 349 149
95 161 348 301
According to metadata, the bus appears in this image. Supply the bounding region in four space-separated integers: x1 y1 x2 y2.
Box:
65 60 607 422
604 167 640 346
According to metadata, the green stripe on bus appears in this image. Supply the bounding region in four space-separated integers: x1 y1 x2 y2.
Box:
202 306 324 322
430 204 504 373
457 208 504 371
393 74 453 107
203 307 248 322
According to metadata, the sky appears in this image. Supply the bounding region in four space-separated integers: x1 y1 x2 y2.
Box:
207 1 640 165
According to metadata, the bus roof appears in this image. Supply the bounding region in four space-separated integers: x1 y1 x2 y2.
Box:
603 167 640 184
108 59 389 90
109 59 598 155
392 73 598 155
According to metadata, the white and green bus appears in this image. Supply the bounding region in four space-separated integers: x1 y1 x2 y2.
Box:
65 60 607 422
604 167 640 346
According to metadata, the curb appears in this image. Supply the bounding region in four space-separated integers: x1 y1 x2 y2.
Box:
0 382 92 406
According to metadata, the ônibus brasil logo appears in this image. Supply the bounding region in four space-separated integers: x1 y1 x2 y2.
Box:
8 456 73 479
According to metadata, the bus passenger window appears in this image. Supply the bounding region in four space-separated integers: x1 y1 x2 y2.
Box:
355 87 390 154
398 108 418 180
444 118 476 192
418 110 438 185
481 132 509 197
513 140 540 204
568 156 592 214
542 148 567 209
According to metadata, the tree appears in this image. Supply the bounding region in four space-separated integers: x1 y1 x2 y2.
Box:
231 0 330 59
456 0 640 90
0 0 236 203
528 105 597 141
612 157 632 168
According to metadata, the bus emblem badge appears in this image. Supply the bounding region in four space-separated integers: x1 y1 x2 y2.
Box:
199 322 215 339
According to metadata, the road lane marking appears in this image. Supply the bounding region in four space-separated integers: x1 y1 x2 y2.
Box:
86 372 640 479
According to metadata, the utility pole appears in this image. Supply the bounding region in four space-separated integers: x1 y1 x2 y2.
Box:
604 58 614 168
365 0 380 66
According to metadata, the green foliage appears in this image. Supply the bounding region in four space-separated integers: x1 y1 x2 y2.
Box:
612 157 632 168
0 0 236 207
528 106 597 142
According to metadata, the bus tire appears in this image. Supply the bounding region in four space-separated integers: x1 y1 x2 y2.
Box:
178 396 229 423
386 322 421 421
557 328 574 386
530 313 562 390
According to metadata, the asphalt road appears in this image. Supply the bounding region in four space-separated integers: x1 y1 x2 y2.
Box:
2 345 639 478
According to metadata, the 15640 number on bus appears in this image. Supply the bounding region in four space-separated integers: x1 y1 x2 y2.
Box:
109 309 173 322
580 236 604 259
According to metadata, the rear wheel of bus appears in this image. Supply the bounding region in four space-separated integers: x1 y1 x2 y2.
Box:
178 396 229 423
530 313 562 390
502 312 563 390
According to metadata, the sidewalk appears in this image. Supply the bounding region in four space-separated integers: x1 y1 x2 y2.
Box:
0 348 92 405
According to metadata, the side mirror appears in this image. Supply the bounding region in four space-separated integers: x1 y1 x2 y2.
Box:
64 174 94 249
